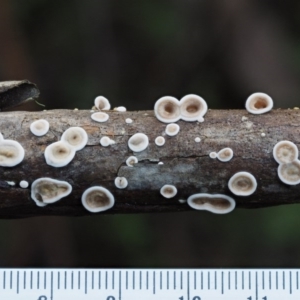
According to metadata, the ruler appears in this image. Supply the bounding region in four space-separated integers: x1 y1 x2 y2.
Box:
0 269 299 299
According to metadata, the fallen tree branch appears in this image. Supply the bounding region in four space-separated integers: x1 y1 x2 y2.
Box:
0 106 298 218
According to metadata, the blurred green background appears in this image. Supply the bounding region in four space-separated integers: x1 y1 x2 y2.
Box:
1 0 300 267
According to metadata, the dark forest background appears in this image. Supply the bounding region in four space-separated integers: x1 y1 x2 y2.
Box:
1 0 300 267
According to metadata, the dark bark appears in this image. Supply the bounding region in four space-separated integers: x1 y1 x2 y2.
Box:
0 107 298 218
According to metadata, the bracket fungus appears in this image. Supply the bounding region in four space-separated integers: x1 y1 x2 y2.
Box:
273 141 298 164
114 106 126 112
0 139 25 167
217 147 233 162
61 127 88 151
91 112 109 123
81 186 114 213
44 141 76 167
228 171 257 196
187 193 236 214
128 133 149 152
100 136 115 147
209 152 217 159
114 177 128 189
94 96 111 110
194 137 201 143
245 92 273 114
179 94 208 121
126 156 138 167
125 118 133 124
277 161 300 185
30 119 49 136
31 178 72 206
165 123 180 136
19 180 29 188
160 184 177 198
155 136 165 146
154 96 180 123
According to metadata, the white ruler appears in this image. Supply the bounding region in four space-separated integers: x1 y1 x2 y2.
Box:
0 269 298 299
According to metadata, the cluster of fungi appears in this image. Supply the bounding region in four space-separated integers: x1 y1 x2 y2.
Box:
0 92 295 215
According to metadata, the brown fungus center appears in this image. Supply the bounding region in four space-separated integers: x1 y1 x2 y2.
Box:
193 197 230 209
233 176 253 191
86 191 109 208
253 98 268 109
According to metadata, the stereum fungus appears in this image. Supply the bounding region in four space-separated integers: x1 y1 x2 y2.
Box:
126 156 138 167
165 123 180 136
44 141 76 167
154 96 180 123
228 171 257 196
128 133 149 152
187 193 236 214
61 127 88 151
217 148 233 162
160 184 177 198
31 178 72 206
91 112 109 123
179 94 208 121
277 161 300 185
81 186 114 213
94 96 111 110
0 139 25 167
273 141 298 164
245 92 273 114
155 136 165 146
30 119 49 136
114 177 128 189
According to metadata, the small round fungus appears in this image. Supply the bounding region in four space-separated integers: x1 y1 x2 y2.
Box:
217 147 233 162
261 133 266 137
91 112 109 123
179 94 208 121
94 96 111 110
187 193 235 214
126 118 133 124
155 136 165 146
6 181 15 186
61 127 88 151
245 92 273 114
154 96 180 123
100 136 115 147
165 123 180 136
228 171 257 196
209 152 217 159
128 133 149 152
273 141 298 164
158 162 164 165
197 116 204 123
160 184 177 198
0 139 25 167
126 156 138 166
114 106 126 112
31 178 72 206
195 137 201 143
81 186 114 213
178 199 187 204
30 119 49 136
19 180 29 188
114 177 128 189
44 141 76 167
278 161 300 185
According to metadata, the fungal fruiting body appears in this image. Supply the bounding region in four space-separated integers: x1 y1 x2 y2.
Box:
100 136 115 147
228 171 257 196
155 136 165 146
126 118 133 124
217 148 233 162
31 178 72 206
30 119 49 136
91 112 109 123
81 186 114 213
128 133 149 152
61 127 88 151
114 106 126 112
209 152 217 159
160 184 177 198
187 193 235 214
154 96 180 123
245 92 273 114
165 123 180 136
179 94 208 121
277 161 300 185
44 141 76 167
126 156 138 167
19 180 29 188
94 96 111 110
273 141 298 164
0 139 25 167
114 177 128 189
194 137 201 143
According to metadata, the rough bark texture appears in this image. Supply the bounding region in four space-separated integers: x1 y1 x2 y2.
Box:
0 108 299 218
